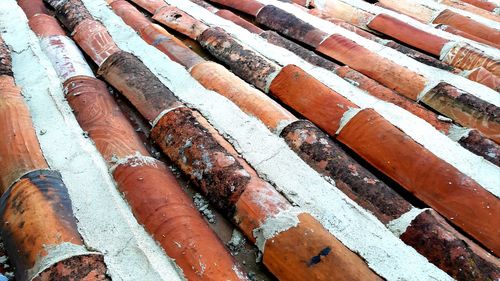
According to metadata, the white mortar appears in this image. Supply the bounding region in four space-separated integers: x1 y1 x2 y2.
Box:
0 2 184 280
83 0 453 279
252 207 302 252
386 208 427 237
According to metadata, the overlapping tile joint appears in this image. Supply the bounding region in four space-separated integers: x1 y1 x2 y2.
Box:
0 0 498 280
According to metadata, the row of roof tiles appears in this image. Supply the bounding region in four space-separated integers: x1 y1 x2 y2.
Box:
0 0 498 280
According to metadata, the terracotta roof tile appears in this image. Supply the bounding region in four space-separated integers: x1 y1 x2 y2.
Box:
0 0 498 280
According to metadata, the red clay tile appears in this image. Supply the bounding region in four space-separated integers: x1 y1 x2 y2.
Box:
215 9 264 35
433 9 500 46
199 27 279 92
113 158 245 281
401 209 500 280
0 75 48 191
461 0 498 11
190 61 298 131
256 5 329 48
0 39 107 280
465 67 500 91
72 19 121 66
263 213 382 281
141 24 206 69
151 107 380 280
368 13 449 56
97 51 183 122
17 0 49 19
153 5 209 40
124 0 165 14
335 66 452 133
2 170 107 281
439 0 500 22
110 0 205 68
436 24 500 49
422 82 500 144
317 34 427 100
269 64 358 134
28 14 66 37
337 108 500 255
207 0 265 16
65 76 149 161
107 0 151 32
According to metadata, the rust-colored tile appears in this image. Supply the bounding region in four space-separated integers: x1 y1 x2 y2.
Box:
216 9 264 35
433 9 500 46
153 5 209 40
190 61 297 131
208 0 265 16
337 108 500 255
256 5 329 48
401 209 500 281
127 0 165 14
141 23 206 69
17 0 49 19
280 120 412 223
108 0 151 32
98 51 183 122
317 34 428 100
113 159 245 281
422 82 500 144
109 0 205 69
269 65 357 135
65 76 149 161
439 0 500 22
28 14 66 37
465 67 500 92
198 27 279 92
436 24 500 49
368 13 449 56
1 170 106 281
263 213 381 281
0 76 48 192
48 0 94 32
73 19 121 66
335 66 452 133
461 0 497 12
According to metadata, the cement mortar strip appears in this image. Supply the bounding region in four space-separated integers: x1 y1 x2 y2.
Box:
386 208 427 237
83 0 453 279
166 0 499 197
0 2 184 280
335 0 500 58
257 0 500 107
253 207 302 252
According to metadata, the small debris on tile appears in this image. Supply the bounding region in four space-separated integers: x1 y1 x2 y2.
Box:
193 193 216 223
